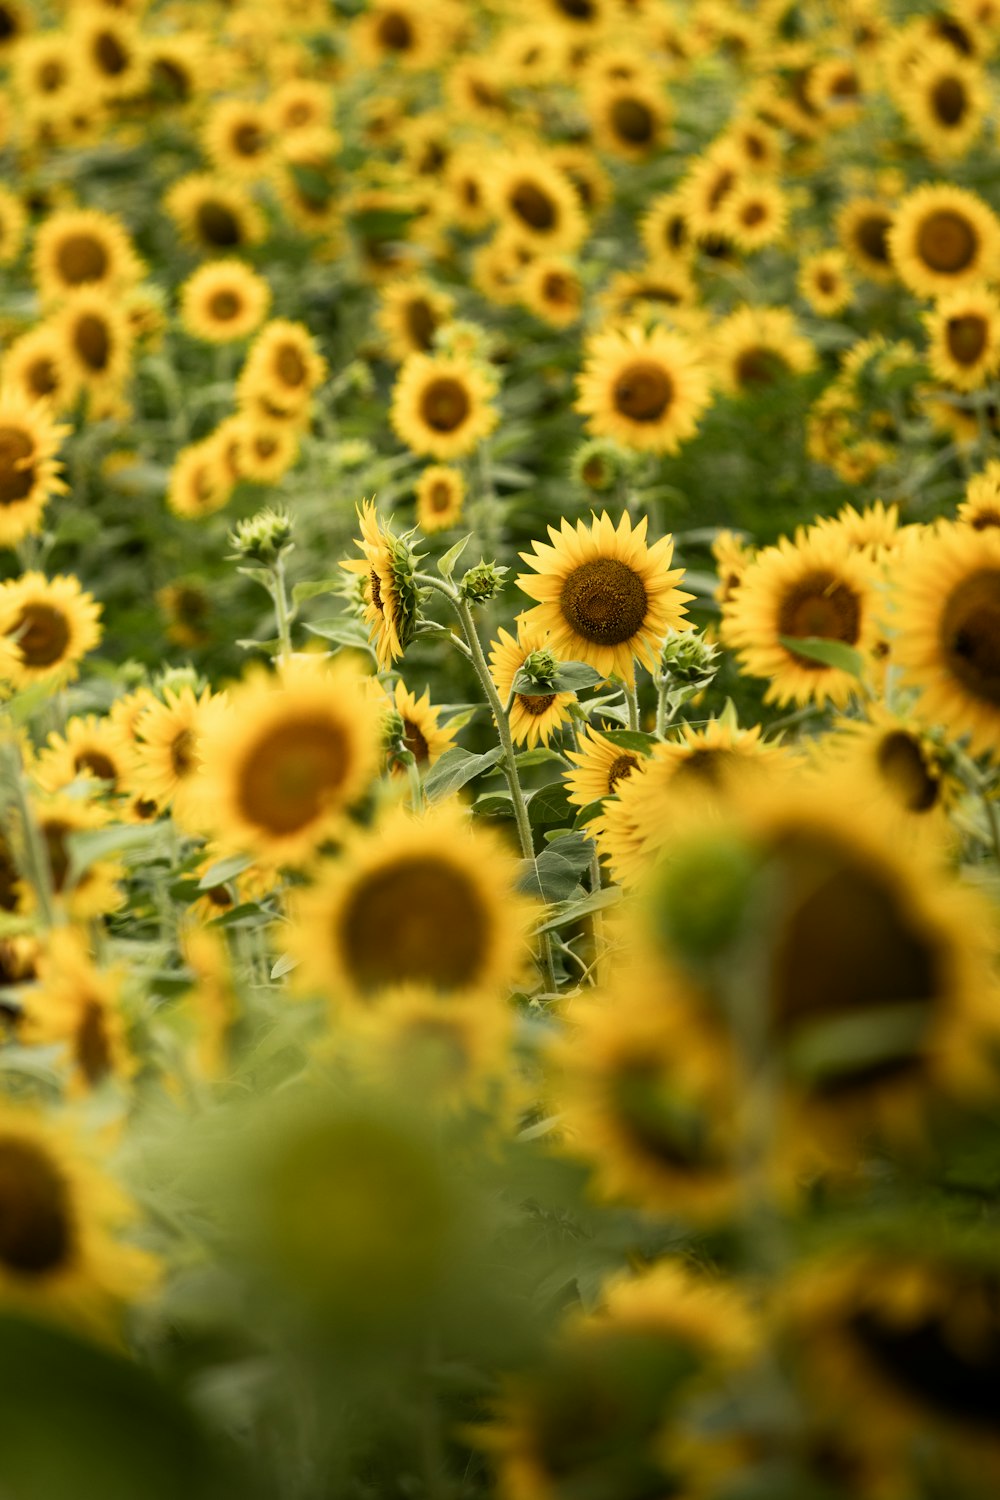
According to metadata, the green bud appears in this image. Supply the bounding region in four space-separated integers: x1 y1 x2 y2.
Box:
228 507 294 565
647 830 758 967
520 648 558 688
459 560 508 604
660 629 720 685
343 360 375 397
571 439 632 494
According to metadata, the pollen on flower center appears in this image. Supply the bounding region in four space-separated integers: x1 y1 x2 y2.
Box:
607 753 639 791
236 719 350 835
0 1137 74 1276
613 360 674 422
560 558 649 645
917 211 977 273
13 603 70 666
518 692 557 716
777 571 861 662
940 567 1000 704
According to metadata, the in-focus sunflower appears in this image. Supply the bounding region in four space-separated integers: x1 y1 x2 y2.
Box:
179 259 271 344
564 724 649 809
576 323 711 454
721 529 880 708
0 572 101 690
389 679 458 772
289 801 534 1008
376 277 454 361
586 76 672 161
837 196 896 283
238 318 327 416
390 350 498 460
22 929 134 1096
337 504 418 669
894 522 1000 757
924 284 1000 390
52 287 134 397
714 304 816 395
959 460 1000 529
0 185 26 265
889 182 1000 298
196 655 382 865
491 153 586 253
202 97 273 180
0 390 68 547
415 464 465 533
488 619 576 749
798 248 854 316
131 683 219 828
0 1101 155 1336
519 512 691 686
165 174 267 254
897 41 987 159
33 208 141 305
33 713 134 795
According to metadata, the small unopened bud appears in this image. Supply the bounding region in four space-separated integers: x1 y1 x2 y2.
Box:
660 629 719 684
571 439 631 494
521 648 558 688
228 508 293 565
459 561 508 604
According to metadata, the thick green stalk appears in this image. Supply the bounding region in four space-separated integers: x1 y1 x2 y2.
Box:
271 554 295 662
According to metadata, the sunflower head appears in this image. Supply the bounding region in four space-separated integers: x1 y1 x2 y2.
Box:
341 499 424 670
576 323 712 455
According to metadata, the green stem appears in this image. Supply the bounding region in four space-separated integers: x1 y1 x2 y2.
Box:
982 784 1000 865
271 554 294 662
8 751 56 929
625 680 640 732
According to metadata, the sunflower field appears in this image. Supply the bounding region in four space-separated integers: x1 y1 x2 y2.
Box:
8 0 1000 1495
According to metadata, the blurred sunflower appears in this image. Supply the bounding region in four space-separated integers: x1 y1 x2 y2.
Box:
267 77 332 136
179 259 271 344
924 284 1000 390
837 196 896 283
586 76 672 161
889 182 1000 298
52 287 134 398
389 679 458 773
722 179 788 253
798 248 854 316
959 461 1000 529
132 683 219 828
239 318 327 415
390 350 497 460
0 390 67 547
491 153 586 253
520 258 584 328
23 794 122 920
576 323 711 454
714 304 816 395
518 511 691 686
33 713 134 795
352 0 448 70
289 801 534 1007
376 277 454 361
897 41 987 159
0 571 100 690
341 498 422 670
564 724 649 809
3 325 78 411
23 930 134 1096
0 184 26 265
165 174 267 254
488 619 576 749
275 126 342 239
74 9 146 99
203 97 273 180
415 464 465 533
33 207 141 305
640 191 693 263
167 435 234 520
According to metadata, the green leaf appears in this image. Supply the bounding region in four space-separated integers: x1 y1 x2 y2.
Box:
534 885 623 933
304 617 375 653
598 729 657 754
271 952 299 980
572 799 606 829
511 661 604 696
785 1004 931 1084
518 833 594 902
437 533 472 580
527 782 574 827
67 824 167 884
208 901 274 929
423 745 505 802
778 634 864 676
235 637 282 657
198 853 253 890
680 569 722 597
292 577 347 605
472 792 515 818
6 679 60 727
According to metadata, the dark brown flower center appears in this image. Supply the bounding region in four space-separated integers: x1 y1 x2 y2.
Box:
932 75 968 126
542 271 576 307
855 211 891 264
428 480 453 513
170 727 197 778
609 1058 718 1172
56 233 109 286
376 10 413 50
917 209 977 274
946 313 988 365
735 346 788 387
875 731 940 813
777 569 862 663
939 566 1000 704
404 297 437 351
971 507 1000 530
420 377 470 433
236 717 351 836
613 359 674 422
509 180 557 232
94 29 128 76
74 750 117 786
276 344 307 388
39 59 64 90
24 357 58 399
0 1137 74 1277
609 97 654 145
740 200 767 228
196 201 241 248
560 558 648 645
208 289 241 321
233 121 265 157
370 567 384 613
77 1000 113 1087
0 426 36 506
607 752 638 791
338 855 490 994
518 692 557 716
12 603 70 667
402 718 430 763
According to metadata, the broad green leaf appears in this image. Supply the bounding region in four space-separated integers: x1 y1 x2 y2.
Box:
598 729 657 754
235 637 282 657
534 885 623 933
292 577 348 605
67 823 167 884
511 661 604 696
304 617 375 653
271 952 299 980
680 569 721 597
423 744 505 802
778 634 864 677
527 782 574 828
198 853 254 890
518 833 594 902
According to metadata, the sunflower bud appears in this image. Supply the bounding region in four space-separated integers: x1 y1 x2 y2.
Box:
647 830 758 968
570 438 632 494
660 628 719 685
520 648 559 689
459 560 508 604
228 507 294 565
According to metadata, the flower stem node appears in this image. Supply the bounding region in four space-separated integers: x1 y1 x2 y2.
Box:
459 560 508 605
228 507 294 565
648 830 758 969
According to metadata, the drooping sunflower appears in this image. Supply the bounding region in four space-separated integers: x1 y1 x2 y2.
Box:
33 713 134 796
0 184 26 266
341 498 422 671
0 390 68 548
0 1101 156 1336
837 196 896 283
22 929 134 1096
165 174 267 254
575 323 712 454
376 277 454 361
52 287 134 398
798 248 854 316
490 153 587 254
390 350 498 460
924 284 1000 390
893 522 1000 758
889 182 1000 298
179 259 271 344
488 619 576 749
202 97 273 180
714 304 817 395
196 655 382 866
0 572 101 690
721 529 880 708
131 683 220 829
389 679 458 772
896 41 988 159
289 801 534 1009
33 207 142 306
518 511 692 686
415 464 465 533
959 460 1000 529
564 724 649 809
238 318 327 416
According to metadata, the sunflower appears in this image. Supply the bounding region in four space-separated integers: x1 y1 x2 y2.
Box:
376 277 454 362
202 97 273 180
597 265 697 325
0 572 101 690
0 1101 155 1336
959 461 1000 529
143 32 203 106
195 655 382 866
798 248 854 316
165 174 267 254
179 259 271 345
551 979 742 1220
809 499 901 561
924 284 1000 391
74 9 146 99
33 713 135 795
721 529 880 709
22 794 123 920
52 287 134 397
267 78 333 136
517 257 583 328
639 191 693 263
341 499 421 670
10 32 81 118
131 683 219 828
585 75 672 161
0 185 25 266
238 318 327 415
389 678 458 772
712 529 755 606
896 41 988 159
0 390 68 548
491 153 587 253
288 801 534 1009
158 580 212 648
488 620 576 749
166 435 234 520
564 724 649 809
837 196 896 283
275 126 343 239
390 350 498 461
356 989 513 1113
889 182 1000 299
33 208 142 306
3 325 79 411
721 179 788 253
680 142 745 244
22 929 134 1096
518 511 692 686
352 0 448 70
575 323 711 454
443 149 494 233
813 708 959 842
714 304 816 395
893 522 1000 758
549 143 613 217
415 464 465 533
